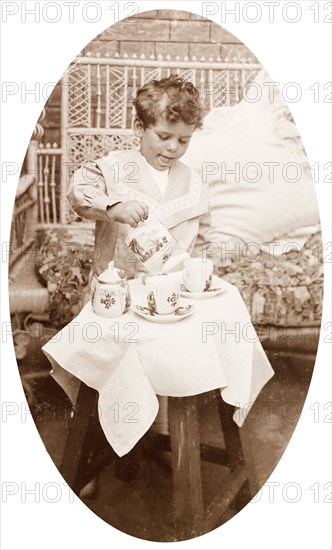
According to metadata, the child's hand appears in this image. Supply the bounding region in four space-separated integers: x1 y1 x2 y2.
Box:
107 200 149 227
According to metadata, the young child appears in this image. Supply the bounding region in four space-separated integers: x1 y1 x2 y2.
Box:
68 75 210 290
68 75 210 438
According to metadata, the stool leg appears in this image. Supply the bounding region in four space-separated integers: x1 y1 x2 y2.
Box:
217 396 254 510
217 397 245 471
236 421 259 507
168 396 204 540
60 382 99 493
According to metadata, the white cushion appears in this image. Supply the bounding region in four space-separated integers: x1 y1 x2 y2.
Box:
183 69 320 260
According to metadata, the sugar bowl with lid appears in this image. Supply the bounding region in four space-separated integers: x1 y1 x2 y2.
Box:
91 261 131 317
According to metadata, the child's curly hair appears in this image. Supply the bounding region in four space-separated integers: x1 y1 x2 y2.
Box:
133 75 204 130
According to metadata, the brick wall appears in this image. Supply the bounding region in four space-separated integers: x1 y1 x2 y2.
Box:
85 10 256 62
43 9 256 145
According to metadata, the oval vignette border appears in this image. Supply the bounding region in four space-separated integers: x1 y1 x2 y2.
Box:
1 4 330 550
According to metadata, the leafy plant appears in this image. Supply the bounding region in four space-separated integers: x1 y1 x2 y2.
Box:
35 228 93 327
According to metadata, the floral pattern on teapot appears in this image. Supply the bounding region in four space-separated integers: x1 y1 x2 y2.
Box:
100 292 117 309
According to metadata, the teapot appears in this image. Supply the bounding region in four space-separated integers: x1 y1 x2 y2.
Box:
91 261 131 318
125 216 178 274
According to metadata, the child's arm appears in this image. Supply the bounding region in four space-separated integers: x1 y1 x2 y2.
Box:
107 202 148 227
68 161 148 227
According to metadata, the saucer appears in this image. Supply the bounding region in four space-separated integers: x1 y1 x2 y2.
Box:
133 303 194 323
180 281 226 299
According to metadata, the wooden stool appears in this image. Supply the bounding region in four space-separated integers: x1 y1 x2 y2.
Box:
60 383 256 540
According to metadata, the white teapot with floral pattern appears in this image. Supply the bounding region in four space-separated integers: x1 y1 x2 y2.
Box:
91 261 131 317
125 216 178 274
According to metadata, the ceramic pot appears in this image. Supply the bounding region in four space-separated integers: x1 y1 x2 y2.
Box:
125 217 177 274
91 261 131 317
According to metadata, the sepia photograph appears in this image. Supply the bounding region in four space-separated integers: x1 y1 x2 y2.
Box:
2 3 331 549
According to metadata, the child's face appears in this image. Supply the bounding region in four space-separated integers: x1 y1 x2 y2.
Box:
134 118 195 171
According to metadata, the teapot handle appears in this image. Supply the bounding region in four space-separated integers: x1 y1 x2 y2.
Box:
137 216 148 228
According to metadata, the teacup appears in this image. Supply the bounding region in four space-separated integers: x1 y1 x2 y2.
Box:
145 275 180 315
182 258 213 293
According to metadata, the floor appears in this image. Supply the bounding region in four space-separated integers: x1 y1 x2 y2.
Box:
19 335 315 543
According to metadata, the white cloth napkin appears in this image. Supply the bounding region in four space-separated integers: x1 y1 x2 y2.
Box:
43 323 159 457
42 276 274 456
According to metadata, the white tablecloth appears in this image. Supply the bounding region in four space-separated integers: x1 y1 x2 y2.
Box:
42 276 274 456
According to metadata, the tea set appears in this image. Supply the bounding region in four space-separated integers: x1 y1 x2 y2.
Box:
91 218 225 322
